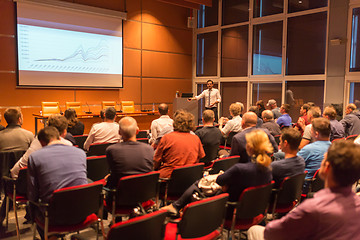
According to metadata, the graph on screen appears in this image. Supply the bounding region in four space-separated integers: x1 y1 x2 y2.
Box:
17 24 122 74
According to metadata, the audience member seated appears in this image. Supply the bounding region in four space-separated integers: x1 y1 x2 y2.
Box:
340 103 360 137
105 117 154 189
294 103 311 134
162 129 273 215
267 99 281 119
276 104 292 128
261 110 281 137
154 110 205 178
298 106 321 150
249 106 263 127
218 102 243 137
64 108 84 136
230 112 278 163
83 107 120 151
149 103 173 145
256 100 266 119
322 106 344 142
248 140 360 240
27 126 88 239
271 128 305 187
0 107 33 152
11 115 73 179
195 110 222 166
297 117 331 192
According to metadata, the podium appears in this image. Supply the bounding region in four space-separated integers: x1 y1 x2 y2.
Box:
173 98 198 123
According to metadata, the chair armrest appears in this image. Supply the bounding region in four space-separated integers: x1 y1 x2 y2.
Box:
2 176 14 181
226 201 238 206
103 187 116 193
29 200 49 208
159 177 170 182
272 188 280 193
167 218 181 223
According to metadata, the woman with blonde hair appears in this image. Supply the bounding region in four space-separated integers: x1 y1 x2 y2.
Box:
163 129 273 215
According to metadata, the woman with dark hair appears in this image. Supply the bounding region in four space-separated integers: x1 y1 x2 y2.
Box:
64 108 84 136
163 129 273 214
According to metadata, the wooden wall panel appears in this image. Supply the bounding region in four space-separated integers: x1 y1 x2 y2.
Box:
123 20 142 49
119 77 141 103
0 0 15 35
142 51 192 78
126 0 142 21
0 0 193 134
142 78 192 103
124 48 141 76
0 36 16 71
142 23 192 54
142 0 190 28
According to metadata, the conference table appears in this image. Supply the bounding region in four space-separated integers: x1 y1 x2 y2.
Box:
33 111 159 134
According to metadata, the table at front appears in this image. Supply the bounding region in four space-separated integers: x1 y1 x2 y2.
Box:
33 111 159 135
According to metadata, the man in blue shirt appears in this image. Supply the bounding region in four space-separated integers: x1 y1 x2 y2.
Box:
297 117 331 192
276 104 292 128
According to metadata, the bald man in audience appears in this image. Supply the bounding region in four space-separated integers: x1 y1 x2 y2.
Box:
230 112 278 163
0 107 33 152
149 103 173 145
248 140 360 240
105 117 154 189
83 107 120 150
261 110 281 137
340 103 360 137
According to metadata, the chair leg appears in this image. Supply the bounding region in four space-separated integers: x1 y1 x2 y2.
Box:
14 201 21 240
5 196 9 229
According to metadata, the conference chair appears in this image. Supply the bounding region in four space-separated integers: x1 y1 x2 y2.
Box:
164 193 229 240
31 182 104 240
104 172 160 224
65 102 82 113
86 155 110 182
86 142 113 157
304 169 324 199
207 155 240 174
121 101 135 113
107 210 168 240
2 167 28 240
270 172 306 216
160 163 204 204
0 150 26 193
102 101 116 110
41 102 61 116
73 134 88 149
224 181 274 239
346 134 358 141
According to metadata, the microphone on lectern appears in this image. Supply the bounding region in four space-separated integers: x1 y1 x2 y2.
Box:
85 102 92 114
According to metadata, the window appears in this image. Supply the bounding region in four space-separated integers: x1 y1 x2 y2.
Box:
197 32 218 76
197 0 218 28
254 0 283 18
288 0 327 13
350 8 360 72
285 80 324 121
221 82 247 116
221 26 248 77
252 83 282 106
252 21 283 75
286 12 327 75
349 82 360 104
222 0 249 25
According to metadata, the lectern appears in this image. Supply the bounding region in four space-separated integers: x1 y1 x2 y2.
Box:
173 98 198 123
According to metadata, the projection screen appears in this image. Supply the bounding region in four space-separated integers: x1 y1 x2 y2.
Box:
16 1 124 88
